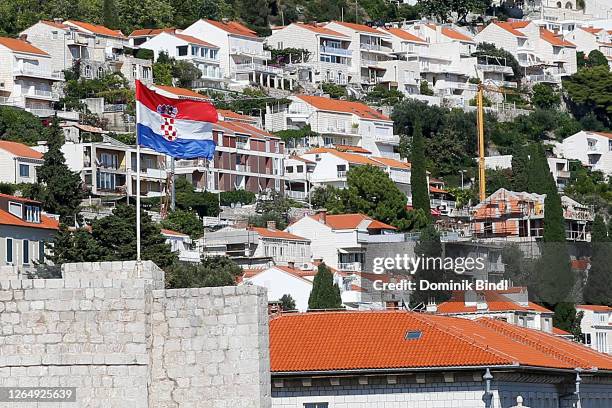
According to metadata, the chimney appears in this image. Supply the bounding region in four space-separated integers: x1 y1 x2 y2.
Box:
316 209 327 224
53 18 64 24
266 220 276 230
18 34 28 42
287 261 295 269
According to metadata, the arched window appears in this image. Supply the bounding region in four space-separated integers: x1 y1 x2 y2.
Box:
84 65 91 78
557 1 562 7
97 66 104 78
565 1 573 8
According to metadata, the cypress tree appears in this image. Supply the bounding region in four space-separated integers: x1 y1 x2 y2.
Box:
527 143 555 195
34 117 84 225
410 121 431 219
583 215 612 305
410 225 451 306
511 146 529 192
308 263 342 310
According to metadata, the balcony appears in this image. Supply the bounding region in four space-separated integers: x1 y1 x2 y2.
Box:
26 108 79 120
236 141 248 150
66 34 89 46
230 47 271 60
23 88 59 100
234 62 283 75
175 159 207 169
374 134 400 144
337 170 347 178
320 46 352 56
360 43 392 53
338 262 362 272
325 126 359 135
388 169 410 184
13 67 64 81
235 164 251 173
356 232 406 243
476 64 513 74
286 190 307 200
557 170 571 178
525 74 561 84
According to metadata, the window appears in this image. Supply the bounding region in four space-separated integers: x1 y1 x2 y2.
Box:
192 46 198 56
25 205 40 223
177 45 188 56
297 165 304 173
84 65 91 78
584 332 592 345
38 241 45 262
285 166 293 173
8 202 22 218
132 64 138 79
52 31 58 40
304 403 328 408
23 240 29 264
97 66 104 78
5 238 13 264
19 164 30 178
142 66 151 79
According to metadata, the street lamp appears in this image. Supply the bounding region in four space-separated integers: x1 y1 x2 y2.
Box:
459 170 467 190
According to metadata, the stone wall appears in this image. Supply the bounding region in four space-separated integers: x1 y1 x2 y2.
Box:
0 261 271 408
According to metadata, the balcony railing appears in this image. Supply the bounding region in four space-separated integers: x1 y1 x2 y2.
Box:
476 64 513 74
235 62 283 74
236 141 248 149
338 262 362 272
175 159 207 168
13 67 64 80
337 170 347 178
235 164 251 173
286 190 307 200
230 47 271 60
526 74 560 84
374 134 400 144
23 89 59 100
320 46 352 56
360 43 392 53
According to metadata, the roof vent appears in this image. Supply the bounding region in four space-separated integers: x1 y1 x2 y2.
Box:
405 330 422 340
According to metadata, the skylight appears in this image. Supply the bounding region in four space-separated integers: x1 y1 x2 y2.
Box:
405 330 422 340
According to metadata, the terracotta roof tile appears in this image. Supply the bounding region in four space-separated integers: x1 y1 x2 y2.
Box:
216 121 278 140
203 19 258 38
270 311 612 373
328 150 384 166
248 226 309 241
160 228 189 237
580 27 603 35
173 33 219 48
65 20 125 39
576 305 612 312
553 327 571 335
129 27 176 37
493 21 528 37
294 23 348 38
437 291 552 314
442 27 474 42
540 28 575 47
592 131 612 139
297 95 389 120
371 156 411 169
329 21 383 34
152 85 209 100
509 21 530 29
0 37 48 56
309 213 396 230
381 28 426 43
0 141 43 159
334 145 371 154
40 20 71 30
0 208 58 230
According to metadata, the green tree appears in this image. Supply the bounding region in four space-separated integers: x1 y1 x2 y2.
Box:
344 165 408 228
583 215 612 305
166 256 242 288
236 0 270 35
321 82 347 99
47 226 104 265
473 42 523 80
418 0 490 23
553 303 583 340
220 190 256 206
32 117 84 224
279 294 296 311
308 263 342 310
172 60 202 87
174 178 220 217
526 143 554 195
410 224 450 305
419 80 434 96
410 122 431 218
161 209 204 239
531 83 560 110
153 61 173 86
563 65 612 128
0 106 46 144
310 185 346 213
586 50 609 68
511 146 530 191
365 84 404 105
103 0 119 28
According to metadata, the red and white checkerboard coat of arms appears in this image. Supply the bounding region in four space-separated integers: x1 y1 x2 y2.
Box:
157 104 179 141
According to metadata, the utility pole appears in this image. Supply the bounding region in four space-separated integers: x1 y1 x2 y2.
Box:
170 157 176 211
476 84 486 202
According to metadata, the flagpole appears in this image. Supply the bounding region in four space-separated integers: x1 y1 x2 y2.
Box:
136 89 142 264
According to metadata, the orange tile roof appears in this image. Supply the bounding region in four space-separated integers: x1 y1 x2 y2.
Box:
216 121 278 140
437 291 552 314
275 265 317 278
329 21 383 34
40 20 71 30
270 311 612 373
577 305 612 312
442 27 474 42
540 28 576 47
0 37 48 56
152 85 209 100
309 213 396 230
580 26 603 35
371 156 411 169
429 186 448 194
217 109 257 121
553 327 571 335
329 150 384 166
204 19 258 38
592 131 612 139
0 141 43 159
173 33 219 48
129 27 176 37
249 226 309 241
160 228 188 237
509 21 530 29
297 95 390 120
334 145 371 154
382 28 426 43
493 21 527 37
0 208 59 230
65 20 125 39
294 23 348 38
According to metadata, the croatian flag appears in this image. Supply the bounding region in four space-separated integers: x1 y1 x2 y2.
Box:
135 81 218 160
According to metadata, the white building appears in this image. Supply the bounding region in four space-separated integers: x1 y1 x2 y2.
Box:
433 288 555 333
182 19 287 90
378 28 428 95
286 211 400 272
474 21 577 83
160 228 199 263
265 94 398 157
21 20 153 87
325 21 395 88
577 304 612 354
0 141 44 184
267 23 352 85
0 37 62 113
138 32 223 87
483 154 571 190
0 194 58 270
565 26 612 67
300 148 411 198
284 155 316 202
555 130 612 175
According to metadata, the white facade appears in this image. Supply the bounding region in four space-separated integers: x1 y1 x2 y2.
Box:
555 130 612 175
267 23 352 85
577 305 612 354
241 266 313 311
0 37 62 112
139 32 223 83
182 19 286 89
0 142 44 184
565 26 612 67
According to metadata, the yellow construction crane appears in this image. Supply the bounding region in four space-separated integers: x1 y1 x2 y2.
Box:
475 82 528 202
